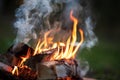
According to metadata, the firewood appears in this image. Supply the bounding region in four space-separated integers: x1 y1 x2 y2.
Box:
36 63 56 80
0 62 19 80
25 54 47 70
0 43 86 80
16 66 37 80
0 62 37 80
0 69 19 80
7 43 34 58
36 60 83 80
7 43 34 66
25 48 58 70
0 53 14 66
83 78 96 80
0 62 12 73
53 60 82 79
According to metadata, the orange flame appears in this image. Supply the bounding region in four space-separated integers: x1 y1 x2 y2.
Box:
19 48 31 67
12 48 31 75
34 10 84 60
12 66 19 76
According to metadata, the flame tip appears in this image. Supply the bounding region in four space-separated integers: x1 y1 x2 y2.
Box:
34 10 84 61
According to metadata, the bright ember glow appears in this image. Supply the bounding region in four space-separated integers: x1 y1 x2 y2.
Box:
34 10 84 60
19 48 31 67
12 66 19 76
12 48 31 75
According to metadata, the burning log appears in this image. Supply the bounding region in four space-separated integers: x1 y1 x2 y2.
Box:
7 43 34 58
25 48 59 70
0 61 95 80
7 43 34 66
0 9 91 80
14 66 37 80
0 62 37 80
0 62 12 73
0 69 19 80
5 42 83 79
0 53 14 66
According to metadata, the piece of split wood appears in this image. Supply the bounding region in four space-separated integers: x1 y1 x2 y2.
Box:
0 62 12 72
83 77 96 80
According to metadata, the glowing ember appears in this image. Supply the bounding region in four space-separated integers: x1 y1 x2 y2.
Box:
12 66 19 76
34 10 84 61
12 48 31 76
66 77 72 80
19 48 31 67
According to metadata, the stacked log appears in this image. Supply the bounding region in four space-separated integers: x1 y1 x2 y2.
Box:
0 43 95 80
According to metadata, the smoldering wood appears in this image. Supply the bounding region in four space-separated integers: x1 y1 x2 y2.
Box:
25 47 68 70
7 43 34 58
25 48 58 70
0 43 85 80
0 61 37 80
16 66 37 80
0 62 19 80
0 53 14 66
0 69 37 80
21 45 83 79
0 62 12 73
25 54 47 70
6 43 34 66
0 69 19 80
6 42 58 67
6 42 78 66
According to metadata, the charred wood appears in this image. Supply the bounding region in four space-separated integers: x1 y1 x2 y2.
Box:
0 43 85 80
0 53 14 66
0 62 12 73
7 43 34 66
16 66 37 80
0 62 37 80
7 43 34 58
36 60 83 80
25 48 58 70
0 69 19 80
25 54 47 70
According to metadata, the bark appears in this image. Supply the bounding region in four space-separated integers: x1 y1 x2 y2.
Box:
0 62 37 80
0 62 12 73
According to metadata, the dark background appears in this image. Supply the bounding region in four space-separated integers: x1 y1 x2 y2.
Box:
0 0 120 79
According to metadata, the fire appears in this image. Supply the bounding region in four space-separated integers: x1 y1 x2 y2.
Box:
34 10 84 60
11 10 84 79
12 48 31 75
12 66 19 76
19 48 31 67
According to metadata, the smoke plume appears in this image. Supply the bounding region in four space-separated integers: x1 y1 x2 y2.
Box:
14 0 97 48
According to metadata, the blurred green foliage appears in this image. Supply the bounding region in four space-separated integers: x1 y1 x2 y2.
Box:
0 16 15 53
80 40 120 80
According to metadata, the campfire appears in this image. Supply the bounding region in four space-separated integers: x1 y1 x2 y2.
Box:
0 10 84 80
0 0 97 80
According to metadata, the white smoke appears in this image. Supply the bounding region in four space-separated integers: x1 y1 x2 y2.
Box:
14 0 98 48
14 0 53 44
83 17 98 48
